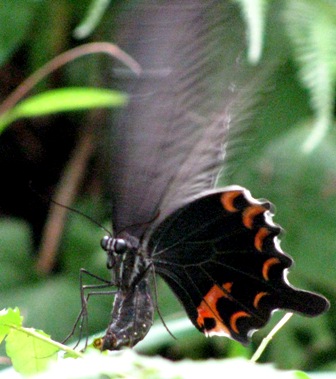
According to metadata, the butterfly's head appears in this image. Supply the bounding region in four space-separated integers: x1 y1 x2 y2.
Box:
100 236 130 270
100 236 128 254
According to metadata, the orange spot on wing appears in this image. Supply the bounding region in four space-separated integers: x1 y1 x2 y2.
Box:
253 292 269 309
262 257 281 281
222 282 233 294
242 205 267 229
197 282 233 336
220 191 242 212
230 311 250 334
254 227 271 251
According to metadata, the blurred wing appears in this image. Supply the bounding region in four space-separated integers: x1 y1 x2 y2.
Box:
148 187 329 343
110 0 270 236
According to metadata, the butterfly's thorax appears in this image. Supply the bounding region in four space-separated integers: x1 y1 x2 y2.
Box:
101 234 154 350
105 233 149 288
112 250 144 290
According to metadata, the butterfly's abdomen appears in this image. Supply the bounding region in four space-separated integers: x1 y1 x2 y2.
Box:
100 277 154 350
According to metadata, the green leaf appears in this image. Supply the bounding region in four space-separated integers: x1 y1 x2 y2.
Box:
6 328 59 376
0 308 22 343
0 307 83 375
283 0 336 151
14 87 127 116
0 87 127 133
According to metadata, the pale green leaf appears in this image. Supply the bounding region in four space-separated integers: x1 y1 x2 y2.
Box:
0 308 22 343
6 328 58 375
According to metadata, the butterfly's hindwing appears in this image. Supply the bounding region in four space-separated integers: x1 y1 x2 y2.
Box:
149 186 329 344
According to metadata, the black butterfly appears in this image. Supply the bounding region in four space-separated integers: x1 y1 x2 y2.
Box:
84 0 329 350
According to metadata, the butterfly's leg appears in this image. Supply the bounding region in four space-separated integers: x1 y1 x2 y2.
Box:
63 268 116 349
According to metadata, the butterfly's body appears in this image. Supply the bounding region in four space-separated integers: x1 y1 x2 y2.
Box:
100 233 154 350
79 0 329 350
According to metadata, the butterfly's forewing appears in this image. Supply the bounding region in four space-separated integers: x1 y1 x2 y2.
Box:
148 187 329 344
104 0 329 349
109 1 271 236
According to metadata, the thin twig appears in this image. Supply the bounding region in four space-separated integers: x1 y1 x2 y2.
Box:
250 313 293 363
0 42 141 115
36 117 97 274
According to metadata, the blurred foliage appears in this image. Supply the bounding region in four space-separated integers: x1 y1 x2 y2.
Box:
0 0 335 376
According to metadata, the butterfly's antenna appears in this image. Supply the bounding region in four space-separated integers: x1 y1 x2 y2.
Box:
28 181 112 237
150 265 177 341
49 197 112 237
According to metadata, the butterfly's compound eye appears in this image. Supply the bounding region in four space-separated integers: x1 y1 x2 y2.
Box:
100 236 112 251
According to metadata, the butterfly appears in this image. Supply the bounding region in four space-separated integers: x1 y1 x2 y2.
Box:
88 0 329 350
